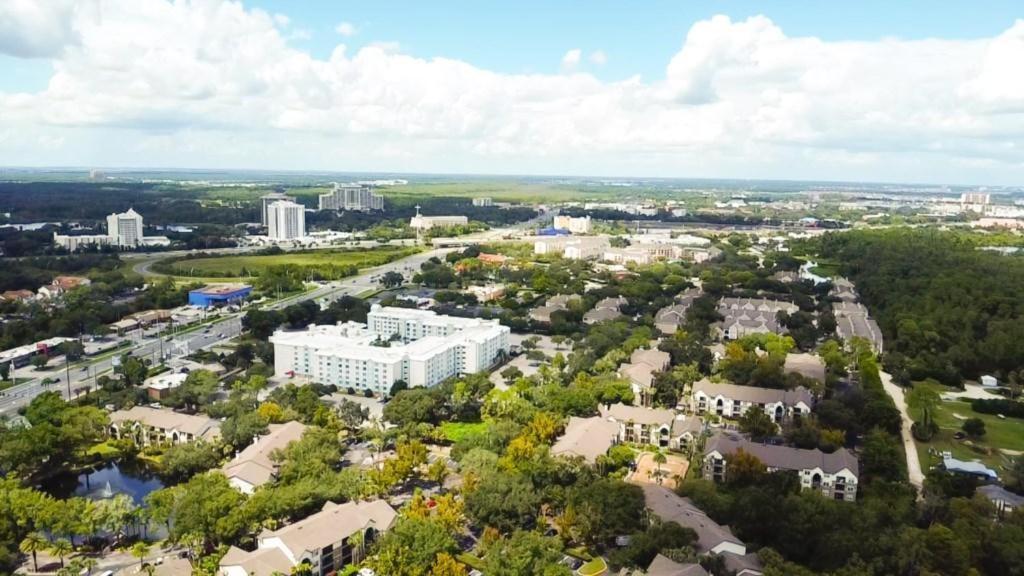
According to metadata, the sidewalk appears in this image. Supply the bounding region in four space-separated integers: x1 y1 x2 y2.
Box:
879 370 925 490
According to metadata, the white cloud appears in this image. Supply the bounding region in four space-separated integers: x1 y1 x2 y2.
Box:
589 50 607 65
561 48 582 70
0 3 1023 183
335 21 357 37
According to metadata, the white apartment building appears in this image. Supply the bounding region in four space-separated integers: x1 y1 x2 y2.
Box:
472 197 493 207
267 200 306 240
107 208 144 247
318 183 384 212
52 232 113 252
271 306 509 393
261 192 295 225
553 215 593 234
691 380 814 423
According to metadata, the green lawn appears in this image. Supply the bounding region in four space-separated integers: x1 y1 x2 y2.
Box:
438 421 488 443
169 246 420 277
87 441 122 458
577 557 608 576
913 381 1024 473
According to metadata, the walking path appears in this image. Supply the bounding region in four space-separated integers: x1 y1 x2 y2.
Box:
879 370 925 490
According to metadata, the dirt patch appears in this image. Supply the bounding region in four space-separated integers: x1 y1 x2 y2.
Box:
631 452 689 490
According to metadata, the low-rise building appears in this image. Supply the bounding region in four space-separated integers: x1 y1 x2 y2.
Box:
553 215 592 234
528 294 581 323
641 485 751 560
533 236 608 259
977 484 1024 515
0 289 34 302
702 433 859 501
603 404 703 451
832 301 884 353
646 555 709 576
717 297 799 340
692 380 814 422
52 232 114 252
620 346 671 406
583 296 627 325
223 421 308 494
109 406 221 445
941 455 999 482
409 214 468 230
38 275 92 299
784 353 827 383
272 306 509 394
466 284 505 302
188 284 253 307
550 416 620 463
219 500 397 576
144 372 188 400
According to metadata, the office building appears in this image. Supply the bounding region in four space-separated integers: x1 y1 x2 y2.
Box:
409 214 469 230
318 183 384 212
472 197 493 207
271 306 510 394
261 192 295 225
107 208 145 247
267 200 306 240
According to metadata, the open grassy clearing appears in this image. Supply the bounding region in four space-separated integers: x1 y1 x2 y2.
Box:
914 380 1024 473
169 246 420 277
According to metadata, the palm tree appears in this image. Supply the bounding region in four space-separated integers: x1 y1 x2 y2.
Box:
19 532 46 572
653 451 668 485
130 541 151 568
80 557 99 576
50 539 73 569
348 530 366 565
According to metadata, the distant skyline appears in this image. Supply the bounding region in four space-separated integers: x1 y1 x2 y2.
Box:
1 1 1023 185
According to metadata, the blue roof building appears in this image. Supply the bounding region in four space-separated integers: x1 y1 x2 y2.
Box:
188 284 252 307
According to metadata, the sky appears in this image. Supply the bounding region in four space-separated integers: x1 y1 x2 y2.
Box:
0 1 1023 185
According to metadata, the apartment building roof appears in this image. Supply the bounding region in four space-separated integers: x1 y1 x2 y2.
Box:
647 554 709 576
109 406 221 440
641 484 746 555
705 433 859 477
550 416 619 463
603 403 676 426
264 500 397 554
222 421 308 489
693 380 814 407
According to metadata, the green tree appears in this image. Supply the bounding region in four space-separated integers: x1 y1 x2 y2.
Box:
369 517 457 576
482 530 571 576
20 532 47 572
50 538 73 569
160 441 223 482
962 417 986 438
131 541 151 568
907 384 941 440
739 408 778 439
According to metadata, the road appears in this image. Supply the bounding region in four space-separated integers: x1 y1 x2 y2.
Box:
0 246 453 416
879 369 926 490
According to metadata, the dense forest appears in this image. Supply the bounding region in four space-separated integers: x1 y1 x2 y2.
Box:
807 229 1024 386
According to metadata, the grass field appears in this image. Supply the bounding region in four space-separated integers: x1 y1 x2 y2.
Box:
439 421 489 443
914 380 1024 473
169 246 420 277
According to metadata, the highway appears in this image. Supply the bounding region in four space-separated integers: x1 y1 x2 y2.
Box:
0 245 454 416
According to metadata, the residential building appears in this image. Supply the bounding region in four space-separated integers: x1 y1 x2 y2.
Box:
318 184 384 212
267 200 306 240
603 247 655 266
620 346 671 406
641 485 752 560
472 197 493 207
109 406 221 445
602 403 703 451
646 555 709 576
188 284 253 307
219 500 397 576
223 421 308 494
829 277 858 301
52 232 114 252
37 275 92 299
550 416 620 463
0 289 34 302
529 294 580 323
583 296 627 325
654 289 701 334
409 214 468 230
832 301 884 353
702 433 859 501
466 284 505 302
977 484 1024 515
553 215 592 234
533 236 608 259
691 380 814 423
261 192 295 225
271 306 509 394
717 298 799 340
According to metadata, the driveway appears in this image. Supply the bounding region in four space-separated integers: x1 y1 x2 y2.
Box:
879 370 925 490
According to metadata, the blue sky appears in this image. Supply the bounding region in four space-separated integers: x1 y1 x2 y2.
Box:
0 1 1023 184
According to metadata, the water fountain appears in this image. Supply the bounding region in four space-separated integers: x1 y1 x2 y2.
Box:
99 480 114 498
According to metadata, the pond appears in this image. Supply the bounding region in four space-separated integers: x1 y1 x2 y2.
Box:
42 460 165 505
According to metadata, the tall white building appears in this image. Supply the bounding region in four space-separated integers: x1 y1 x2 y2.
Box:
267 200 306 240
472 197 493 207
261 192 295 225
318 184 384 212
107 208 145 247
553 215 593 234
271 306 509 394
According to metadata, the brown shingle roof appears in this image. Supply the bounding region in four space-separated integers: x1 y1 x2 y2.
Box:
705 432 859 476
551 416 619 463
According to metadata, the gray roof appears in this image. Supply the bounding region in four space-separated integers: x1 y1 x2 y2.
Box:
262 500 397 556
620 362 658 387
655 304 690 327
705 432 859 476
718 297 798 315
722 552 765 576
604 403 676 426
641 484 745 554
647 554 709 576
693 380 814 407
832 302 884 350
550 416 619 463
977 484 1024 507
547 294 581 307
594 296 628 310
222 421 307 489
631 348 671 371
584 307 624 323
671 415 704 437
